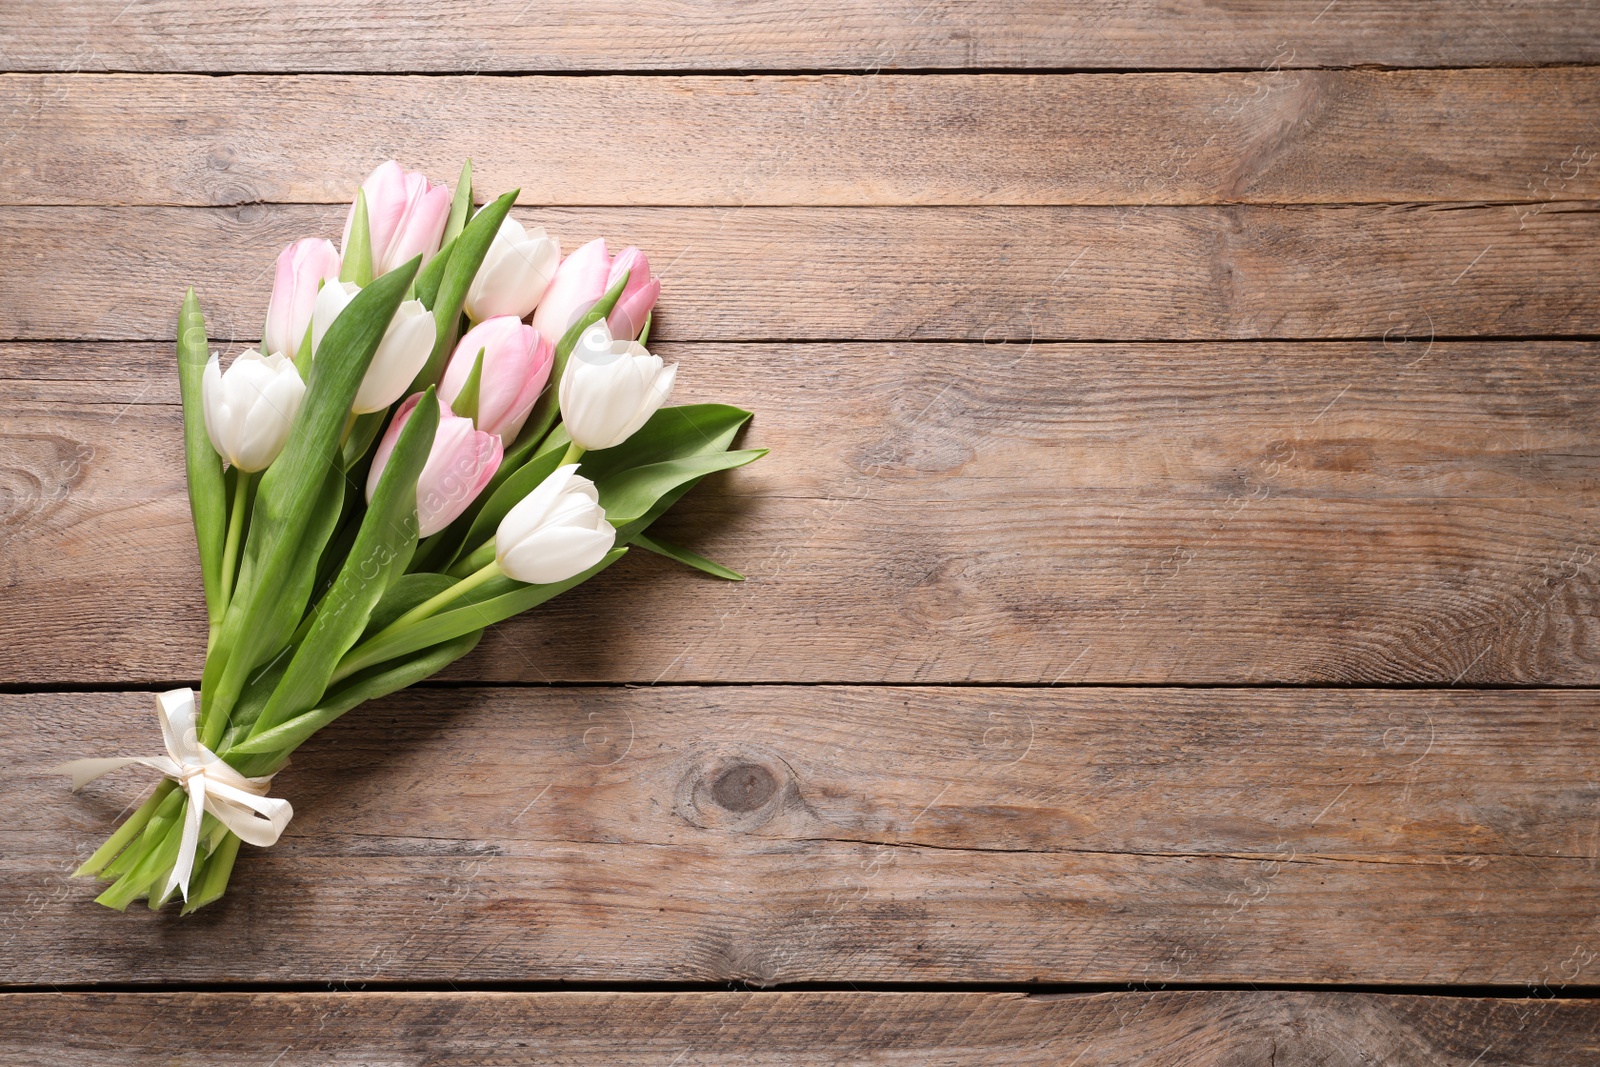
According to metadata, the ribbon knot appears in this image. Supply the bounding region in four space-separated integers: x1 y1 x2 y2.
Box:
56 688 293 902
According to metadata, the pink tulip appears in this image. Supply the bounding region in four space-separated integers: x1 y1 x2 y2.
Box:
530 238 610 343
605 246 660 340
343 161 452 277
439 316 554 445
367 392 503 537
261 238 341 359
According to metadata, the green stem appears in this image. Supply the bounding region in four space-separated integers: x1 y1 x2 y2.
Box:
333 560 502 682
94 791 186 910
72 781 175 878
560 441 586 467
448 538 497 579
181 832 241 914
99 782 184 882
219 470 252 609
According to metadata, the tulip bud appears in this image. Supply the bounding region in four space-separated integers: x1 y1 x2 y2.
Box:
495 464 616 585
261 238 341 359
312 281 440 415
201 349 306 472
368 392 502 537
529 237 609 343
605 246 660 341
439 316 553 444
342 160 451 277
558 321 677 451
463 217 560 322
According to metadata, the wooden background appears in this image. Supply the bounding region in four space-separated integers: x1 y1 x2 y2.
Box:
4 2 1600 1063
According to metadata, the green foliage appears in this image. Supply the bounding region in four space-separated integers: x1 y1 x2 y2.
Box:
200 256 421 747
245 389 440 743
177 290 227 628
340 189 374 286
633 533 745 580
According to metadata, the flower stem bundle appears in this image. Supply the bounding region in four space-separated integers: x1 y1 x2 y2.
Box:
60 161 763 912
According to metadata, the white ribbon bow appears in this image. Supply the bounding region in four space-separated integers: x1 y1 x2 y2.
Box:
56 688 293 902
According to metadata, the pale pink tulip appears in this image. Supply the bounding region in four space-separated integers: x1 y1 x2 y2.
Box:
261 238 341 359
439 317 554 445
605 246 660 340
342 161 452 277
368 392 503 537
530 238 610 343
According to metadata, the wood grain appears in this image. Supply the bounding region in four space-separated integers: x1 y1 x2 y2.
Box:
3 203 1598 342
8 686 1599 984
5 340 1600 687
2 991 1596 1065
4 1 1598 71
6 71 1599 207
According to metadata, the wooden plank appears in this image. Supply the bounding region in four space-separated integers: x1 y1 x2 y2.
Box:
3 203 1598 343
8 686 1599 984
1 991 1596 1065
3 2 1598 71
6 71 1600 207
4 339 1600 687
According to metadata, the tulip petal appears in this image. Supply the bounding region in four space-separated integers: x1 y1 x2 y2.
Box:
530 237 609 342
499 525 615 585
353 301 436 414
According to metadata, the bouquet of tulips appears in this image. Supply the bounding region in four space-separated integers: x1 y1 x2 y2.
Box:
58 161 763 912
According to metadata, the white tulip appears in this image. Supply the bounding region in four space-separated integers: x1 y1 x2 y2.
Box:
558 321 678 451
311 281 438 414
463 217 560 322
201 349 305 472
495 464 616 585
310 280 359 354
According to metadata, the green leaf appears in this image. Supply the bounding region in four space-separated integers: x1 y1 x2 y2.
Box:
215 645 294 750
633 532 745 580
246 389 441 742
454 346 486 423
365 572 457 634
293 316 315 378
177 290 227 628
226 628 484 776
407 188 517 393
201 256 422 746
443 159 474 246
613 484 693 545
341 409 387 471
414 235 455 310
637 309 653 347
246 464 346 672
340 188 374 286
597 449 766 525
437 404 753 577
333 548 626 682
579 404 753 481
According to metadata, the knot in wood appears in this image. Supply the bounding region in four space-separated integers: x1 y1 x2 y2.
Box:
674 745 806 834
710 763 777 813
